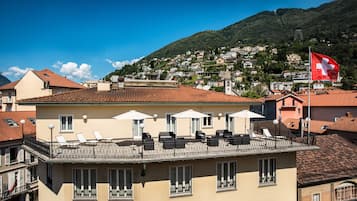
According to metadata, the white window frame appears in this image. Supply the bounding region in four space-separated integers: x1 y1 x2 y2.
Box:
258 158 276 185
73 168 97 199
59 114 73 132
108 168 133 199
216 161 237 191
166 113 176 133
312 193 321 201
169 165 192 197
132 119 144 140
225 113 234 132
202 113 213 128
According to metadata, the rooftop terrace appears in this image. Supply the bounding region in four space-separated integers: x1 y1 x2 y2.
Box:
23 135 318 164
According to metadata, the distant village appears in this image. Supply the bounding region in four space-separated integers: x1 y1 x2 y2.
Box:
100 45 348 97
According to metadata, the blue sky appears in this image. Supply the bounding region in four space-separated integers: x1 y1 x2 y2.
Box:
0 0 331 82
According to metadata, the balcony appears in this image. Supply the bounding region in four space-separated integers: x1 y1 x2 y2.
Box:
23 135 318 163
0 183 34 200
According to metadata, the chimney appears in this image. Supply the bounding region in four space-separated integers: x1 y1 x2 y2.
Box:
346 112 353 118
97 82 111 91
118 77 125 88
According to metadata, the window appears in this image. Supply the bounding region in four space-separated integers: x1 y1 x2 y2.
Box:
259 158 276 185
60 115 73 132
133 119 144 140
217 161 236 191
9 147 18 163
282 99 285 106
4 119 18 127
313 193 321 201
335 182 357 201
170 165 192 196
166 114 176 133
28 118 36 125
225 113 234 132
73 168 97 199
292 99 296 106
109 169 132 199
202 113 213 128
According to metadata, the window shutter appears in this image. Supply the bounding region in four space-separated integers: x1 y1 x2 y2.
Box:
17 148 24 162
19 169 24 186
5 148 10 165
26 168 31 183
0 175 2 194
25 151 31 163
7 171 14 190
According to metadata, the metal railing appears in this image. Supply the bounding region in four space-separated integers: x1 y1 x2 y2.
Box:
24 135 316 162
0 184 29 200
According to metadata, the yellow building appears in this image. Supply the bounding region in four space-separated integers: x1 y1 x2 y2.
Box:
20 81 317 201
0 69 84 112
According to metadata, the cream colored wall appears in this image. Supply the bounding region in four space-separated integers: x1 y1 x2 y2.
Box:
36 105 250 142
15 71 52 100
1 91 15 112
299 178 357 201
38 152 297 201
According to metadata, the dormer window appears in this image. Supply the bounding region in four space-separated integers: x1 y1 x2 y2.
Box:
5 119 18 127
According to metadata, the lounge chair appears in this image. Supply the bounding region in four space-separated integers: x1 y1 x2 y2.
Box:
56 135 79 148
262 128 273 138
93 131 113 142
76 133 98 145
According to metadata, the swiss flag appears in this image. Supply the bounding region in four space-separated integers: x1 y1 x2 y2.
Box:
311 52 339 81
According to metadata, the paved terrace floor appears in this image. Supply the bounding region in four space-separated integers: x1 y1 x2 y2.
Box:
24 137 318 163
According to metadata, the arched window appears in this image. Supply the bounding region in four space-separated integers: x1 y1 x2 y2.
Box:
335 181 357 201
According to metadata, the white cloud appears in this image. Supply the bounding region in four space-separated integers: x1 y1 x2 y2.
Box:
60 62 93 81
52 61 63 69
2 66 33 78
106 56 144 69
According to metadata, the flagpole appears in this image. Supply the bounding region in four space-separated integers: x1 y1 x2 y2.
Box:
307 47 311 144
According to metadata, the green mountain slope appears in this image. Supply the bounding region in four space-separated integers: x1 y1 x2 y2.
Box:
146 0 357 59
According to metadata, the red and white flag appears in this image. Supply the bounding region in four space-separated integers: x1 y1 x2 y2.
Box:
311 52 339 81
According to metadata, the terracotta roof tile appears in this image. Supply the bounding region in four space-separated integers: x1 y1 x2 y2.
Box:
283 118 332 134
328 116 357 133
297 134 357 186
19 85 260 104
33 69 85 89
0 111 36 142
299 91 357 106
0 80 19 90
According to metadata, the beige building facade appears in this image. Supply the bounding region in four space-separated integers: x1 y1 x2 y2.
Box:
21 83 317 201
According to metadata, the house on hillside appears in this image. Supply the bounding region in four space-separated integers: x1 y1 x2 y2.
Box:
0 69 85 112
0 111 38 201
19 80 316 201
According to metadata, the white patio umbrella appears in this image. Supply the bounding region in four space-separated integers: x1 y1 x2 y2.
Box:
173 109 209 119
173 109 208 136
113 110 152 140
229 110 265 134
112 110 152 120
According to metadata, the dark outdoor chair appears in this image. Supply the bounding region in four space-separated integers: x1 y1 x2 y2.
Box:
223 131 233 138
207 136 219 146
143 138 154 150
242 135 251 145
142 132 152 142
195 131 206 140
175 138 186 149
159 132 175 142
163 138 175 149
229 135 242 145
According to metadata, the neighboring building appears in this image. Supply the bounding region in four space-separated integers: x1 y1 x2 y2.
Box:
299 91 357 121
326 112 357 143
297 134 357 201
264 93 304 122
0 69 85 112
20 81 316 201
283 118 332 136
270 82 294 92
0 111 38 201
